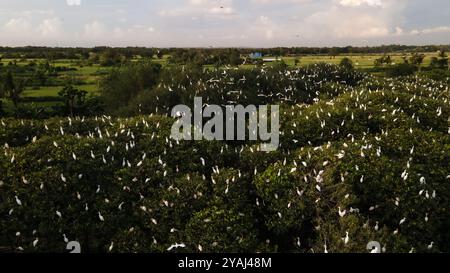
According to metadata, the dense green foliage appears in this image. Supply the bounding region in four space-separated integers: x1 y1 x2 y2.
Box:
385 63 417 77
103 63 365 116
0 64 449 253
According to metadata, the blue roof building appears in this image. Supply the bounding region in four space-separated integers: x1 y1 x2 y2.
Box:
249 52 263 59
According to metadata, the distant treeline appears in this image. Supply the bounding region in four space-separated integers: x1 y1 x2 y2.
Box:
1 45 450 59
243 45 450 55
0 46 157 60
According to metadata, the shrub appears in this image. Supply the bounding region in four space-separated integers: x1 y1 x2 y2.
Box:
185 206 260 252
339 58 354 70
386 63 417 77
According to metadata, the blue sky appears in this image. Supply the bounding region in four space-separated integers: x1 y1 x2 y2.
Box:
0 0 449 47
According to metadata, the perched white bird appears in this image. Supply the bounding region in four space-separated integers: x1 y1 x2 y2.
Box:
315 184 321 192
342 231 349 245
98 212 105 222
33 238 39 247
21 176 30 185
420 177 426 184
63 234 69 243
15 196 22 206
338 207 347 218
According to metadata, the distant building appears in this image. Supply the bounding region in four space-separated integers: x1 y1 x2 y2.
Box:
263 57 281 62
249 52 263 59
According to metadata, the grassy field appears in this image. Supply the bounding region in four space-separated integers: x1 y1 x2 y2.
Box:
0 58 107 114
22 84 100 98
229 52 437 69
276 53 435 68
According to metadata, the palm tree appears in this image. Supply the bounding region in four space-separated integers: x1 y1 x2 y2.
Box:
410 52 425 72
2 71 25 108
58 84 87 117
10 80 25 108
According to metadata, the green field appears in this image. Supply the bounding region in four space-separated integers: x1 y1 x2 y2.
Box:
231 53 437 70
0 58 107 114
276 53 435 68
22 84 100 98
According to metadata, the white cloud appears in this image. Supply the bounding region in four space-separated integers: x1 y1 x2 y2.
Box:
394 26 404 35
339 0 382 7
158 0 235 18
77 21 160 45
259 15 270 25
84 21 106 38
0 0 448 47
38 18 63 37
66 0 82 6
250 0 310 4
207 6 234 15
421 26 450 34
243 15 281 41
2 17 65 44
298 8 391 40
188 0 210 5
290 0 409 43
407 26 450 36
4 17 32 33
265 29 274 39
227 0 410 46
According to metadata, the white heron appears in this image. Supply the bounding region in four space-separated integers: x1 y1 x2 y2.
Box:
98 211 105 222
338 207 347 218
15 196 22 206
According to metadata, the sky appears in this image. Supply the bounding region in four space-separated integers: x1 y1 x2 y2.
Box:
0 0 449 47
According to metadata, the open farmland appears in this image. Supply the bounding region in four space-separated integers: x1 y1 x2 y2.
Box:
280 53 437 68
